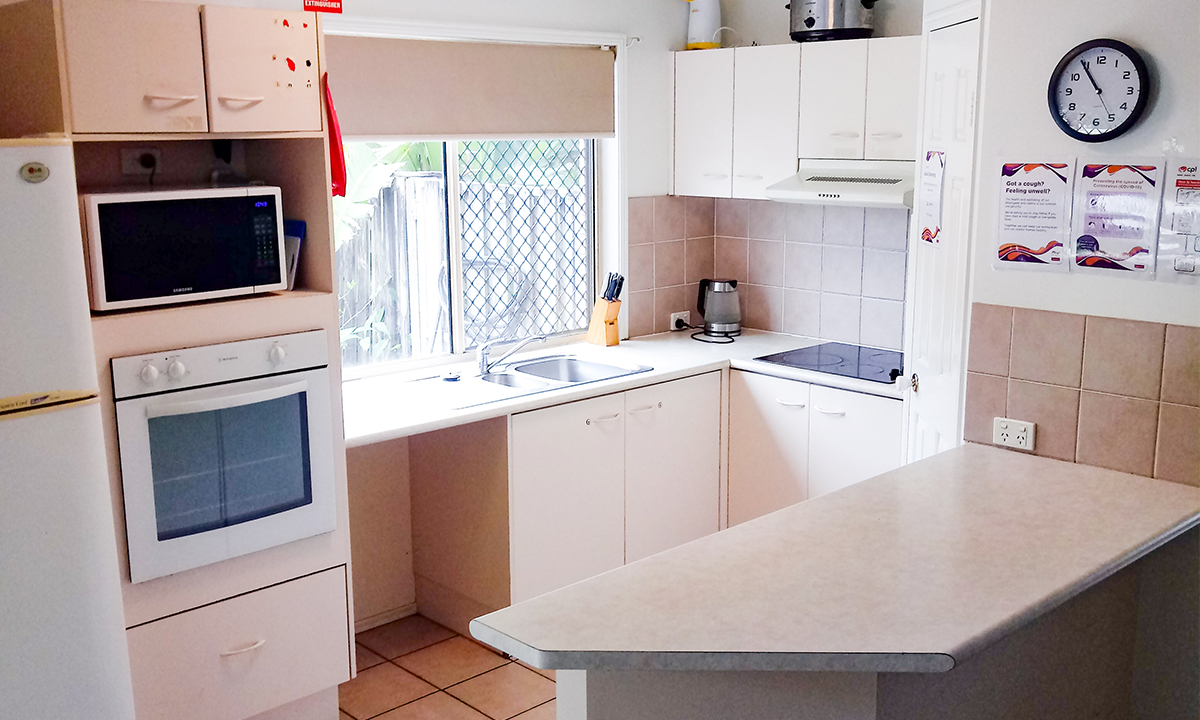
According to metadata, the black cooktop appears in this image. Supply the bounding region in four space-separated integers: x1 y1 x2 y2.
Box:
755 342 904 385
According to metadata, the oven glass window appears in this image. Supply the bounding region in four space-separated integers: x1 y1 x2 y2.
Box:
147 392 312 541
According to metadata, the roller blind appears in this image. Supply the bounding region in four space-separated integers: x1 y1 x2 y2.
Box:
324 35 616 138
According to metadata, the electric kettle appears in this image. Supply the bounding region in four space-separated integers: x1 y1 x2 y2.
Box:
697 279 741 340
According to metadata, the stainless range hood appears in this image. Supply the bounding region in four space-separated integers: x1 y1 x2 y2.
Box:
765 159 915 209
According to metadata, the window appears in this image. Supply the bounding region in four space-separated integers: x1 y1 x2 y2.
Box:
334 139 596 371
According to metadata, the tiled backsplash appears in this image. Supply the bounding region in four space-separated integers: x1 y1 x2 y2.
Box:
964 303 1200 486
626 196 910 348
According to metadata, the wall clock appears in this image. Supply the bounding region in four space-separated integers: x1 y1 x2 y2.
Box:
1048 39 1150 142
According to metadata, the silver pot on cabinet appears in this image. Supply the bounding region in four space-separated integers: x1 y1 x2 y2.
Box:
789 0 876 43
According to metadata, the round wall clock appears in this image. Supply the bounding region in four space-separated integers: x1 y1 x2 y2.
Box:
1048 39 1150 142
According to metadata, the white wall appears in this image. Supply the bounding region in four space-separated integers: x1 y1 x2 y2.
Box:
719 0 924 47
970 0 1200 327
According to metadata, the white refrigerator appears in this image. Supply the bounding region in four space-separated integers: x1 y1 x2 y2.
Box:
0 139 135 719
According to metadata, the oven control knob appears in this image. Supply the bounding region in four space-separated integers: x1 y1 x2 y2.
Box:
168 361 187 380
139 364 160 384
269 345 286 365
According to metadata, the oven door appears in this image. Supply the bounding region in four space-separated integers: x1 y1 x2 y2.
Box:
116 367 335 583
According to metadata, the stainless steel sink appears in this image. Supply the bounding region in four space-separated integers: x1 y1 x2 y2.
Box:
480 372 548 389
513 357 637 383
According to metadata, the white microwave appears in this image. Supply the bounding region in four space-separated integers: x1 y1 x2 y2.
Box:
81 186 287 311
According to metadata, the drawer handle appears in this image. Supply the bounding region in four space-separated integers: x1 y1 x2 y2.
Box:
702 173 729 179
775 399 806 408
829 131 861 139
218 96 266 106
144 93 198 105
220 639 267 657
629 402 662 415
736 174 764 180
585 413 621 425
814 406 846 416
870 131 904 139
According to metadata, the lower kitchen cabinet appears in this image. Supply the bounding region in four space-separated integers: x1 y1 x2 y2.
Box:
125 566 350 720
809 384 903 498
728 371 811 526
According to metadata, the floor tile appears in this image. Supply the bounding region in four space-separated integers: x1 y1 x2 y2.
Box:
397 637 509 689
357 615 457 660
356 643 387 671
517 660 556 682
446 662 556 720
339 663 437 720
512 700 556 720
375 692 491 720
341 712 355 720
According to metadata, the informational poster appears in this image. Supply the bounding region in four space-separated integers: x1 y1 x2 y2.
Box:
919 151 946 244
994 161 1074 271
1071 162 1164 277
1157 160 1200 284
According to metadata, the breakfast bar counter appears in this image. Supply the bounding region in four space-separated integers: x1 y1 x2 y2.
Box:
471 444 1200 720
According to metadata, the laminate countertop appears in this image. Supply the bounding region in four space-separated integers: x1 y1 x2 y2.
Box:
470 444 1200 673
342 329 905 447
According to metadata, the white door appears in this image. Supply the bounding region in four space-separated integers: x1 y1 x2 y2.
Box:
865 36 922 161
732 44 801 199
201 6 322 133
674 48 735 198
509 394 625 603
727 370 810 526
798 39 869 160
904 19 982 462
625 373 721 563
808 386 903 498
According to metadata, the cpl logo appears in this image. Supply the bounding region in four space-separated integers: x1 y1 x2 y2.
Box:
1179 166 1198 174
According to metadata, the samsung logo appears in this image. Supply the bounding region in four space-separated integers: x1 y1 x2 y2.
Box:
29 394 50 406
172 287 193 294
217 356 239 362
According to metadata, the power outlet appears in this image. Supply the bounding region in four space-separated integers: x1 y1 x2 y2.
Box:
120 148 162 176
993 417 1035 451
670 311 692 330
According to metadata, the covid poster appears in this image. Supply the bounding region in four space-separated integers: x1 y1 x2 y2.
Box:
1070 162 1164 277
994 161 1074 272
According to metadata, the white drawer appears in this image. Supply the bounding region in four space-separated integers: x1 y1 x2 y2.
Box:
128 566 350 720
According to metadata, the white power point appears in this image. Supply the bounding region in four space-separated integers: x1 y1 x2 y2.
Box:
120 148 162 176
993 417 1035 451
670 311 692 330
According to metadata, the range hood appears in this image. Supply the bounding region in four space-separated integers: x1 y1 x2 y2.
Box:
765 159 915 209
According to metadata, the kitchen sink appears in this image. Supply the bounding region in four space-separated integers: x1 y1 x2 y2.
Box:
513 357 636 383
451 354 651 410
480 372 548 389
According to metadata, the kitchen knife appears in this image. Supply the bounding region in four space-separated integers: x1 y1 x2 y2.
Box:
612 274 624 301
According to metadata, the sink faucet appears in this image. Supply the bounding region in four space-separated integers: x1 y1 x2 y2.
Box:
477 335 548 376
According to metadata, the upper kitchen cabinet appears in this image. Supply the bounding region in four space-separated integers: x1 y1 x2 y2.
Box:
799 37 920 161
674 48 734 198
61 0 209 134
201 6 322 134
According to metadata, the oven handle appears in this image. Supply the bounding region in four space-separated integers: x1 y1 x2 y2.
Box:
146 380 308 419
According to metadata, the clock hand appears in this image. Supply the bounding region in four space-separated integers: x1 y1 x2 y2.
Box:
1081 60 1111 115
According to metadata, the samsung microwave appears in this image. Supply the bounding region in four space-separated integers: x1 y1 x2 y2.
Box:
80 186 287 311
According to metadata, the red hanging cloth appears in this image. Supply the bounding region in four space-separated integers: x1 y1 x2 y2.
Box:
323 72 347 197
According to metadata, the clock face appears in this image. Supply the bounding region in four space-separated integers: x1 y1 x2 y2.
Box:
1048 39 1149 142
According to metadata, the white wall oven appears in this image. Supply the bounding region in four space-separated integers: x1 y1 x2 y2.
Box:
113 330 335 584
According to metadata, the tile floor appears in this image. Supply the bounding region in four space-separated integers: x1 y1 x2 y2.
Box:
340 615 555 720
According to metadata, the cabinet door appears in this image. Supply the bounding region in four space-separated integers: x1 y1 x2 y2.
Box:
798 39 868 160
732 45 801 200
728 371 810 526
510 394 625 603
865 36 922 161
201 6 322 133
808 386 902 498
674 49 734 198
61 0 208 133
625 372 720 563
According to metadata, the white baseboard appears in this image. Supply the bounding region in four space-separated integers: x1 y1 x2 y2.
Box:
354 603 418 634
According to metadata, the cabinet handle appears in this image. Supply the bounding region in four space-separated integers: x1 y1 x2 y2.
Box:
870 131 903 139
218 96 266 106
702 173 729 179
585 413 621 425
629 402 662 415
736 174 764 180
143 93 198 104
829 131 861 139
774 399 806 408
220 638 266 657
814 406 846 416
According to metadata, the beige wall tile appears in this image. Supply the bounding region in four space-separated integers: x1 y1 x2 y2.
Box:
1162 325 1200 407
395 637 508 689
338 663 437 720
1010 308 1085 388
784 242 821 291
749 240 785 286
748 199 786 241
628 197 654 246
653 240 685 287
654 285 688 333
714 236 748 281
683 196 714 239
684 237 715 285
627 243 654 293
967 303 1013 377
445 663 556 720
964 373 1007 445
1006 380 1080 462
1155 403 1200 486
1081 316 1165 401
783 289 820 337
627 290 654 337
785 204 823 243
652 195 684 242
715 198 749 238
1076 391 1159 477
743 284 784 332
357 616 456 660
374 691 490 720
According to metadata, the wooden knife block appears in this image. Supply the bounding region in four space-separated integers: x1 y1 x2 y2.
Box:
586 299 621 346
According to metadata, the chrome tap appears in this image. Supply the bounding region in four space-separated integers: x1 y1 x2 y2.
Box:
477 335 547 376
